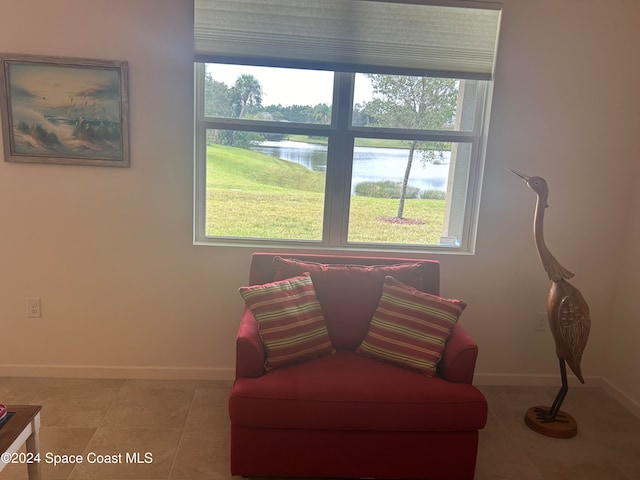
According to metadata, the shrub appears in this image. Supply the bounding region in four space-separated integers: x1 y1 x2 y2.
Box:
421 190 446 200
355 181 420 199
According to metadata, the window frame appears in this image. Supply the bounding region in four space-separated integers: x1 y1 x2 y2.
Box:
194 63 492 254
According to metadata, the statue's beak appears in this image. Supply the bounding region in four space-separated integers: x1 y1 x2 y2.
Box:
508 169 530 181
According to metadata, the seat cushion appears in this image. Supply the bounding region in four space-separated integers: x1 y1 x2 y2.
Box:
272 257 425 350
229 351 487 432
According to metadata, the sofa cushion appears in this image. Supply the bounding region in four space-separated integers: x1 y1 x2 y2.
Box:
273 257 425 350
357 276 466 376
239 273 335 370
229 351 487 432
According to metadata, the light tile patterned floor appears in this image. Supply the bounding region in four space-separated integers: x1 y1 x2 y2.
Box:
0 378 638 479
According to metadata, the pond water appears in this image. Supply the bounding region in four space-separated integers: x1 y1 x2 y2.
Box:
250 140 450 193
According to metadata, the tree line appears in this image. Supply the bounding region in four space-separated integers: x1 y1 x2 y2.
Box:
205 73 330 134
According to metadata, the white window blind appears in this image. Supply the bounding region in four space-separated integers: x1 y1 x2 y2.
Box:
194 0 501 80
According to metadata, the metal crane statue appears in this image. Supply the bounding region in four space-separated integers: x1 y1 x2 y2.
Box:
510 170 591 438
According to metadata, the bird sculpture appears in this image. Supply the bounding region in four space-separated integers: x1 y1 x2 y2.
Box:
510 170 591 426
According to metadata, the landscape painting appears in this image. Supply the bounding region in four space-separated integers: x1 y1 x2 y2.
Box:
0 54 129 167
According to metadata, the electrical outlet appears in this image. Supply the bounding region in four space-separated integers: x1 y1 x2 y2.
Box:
27 298 41 318
535 312 546 332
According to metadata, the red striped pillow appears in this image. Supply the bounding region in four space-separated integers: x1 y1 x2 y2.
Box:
357 276 466 376
239 273 335 371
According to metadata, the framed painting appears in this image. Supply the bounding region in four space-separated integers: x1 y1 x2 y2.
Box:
0 53 129 167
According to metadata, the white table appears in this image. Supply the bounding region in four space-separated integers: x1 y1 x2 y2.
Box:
0 405 42 480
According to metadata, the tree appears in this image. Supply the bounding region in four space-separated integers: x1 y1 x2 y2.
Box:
204 73 235 145
206 73 264 147
352 102 375 126
364 75 458 218
312 103 331 124
231 74 263 119
204 72 233 117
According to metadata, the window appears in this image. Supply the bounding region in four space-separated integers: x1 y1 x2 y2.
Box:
194 0 501 253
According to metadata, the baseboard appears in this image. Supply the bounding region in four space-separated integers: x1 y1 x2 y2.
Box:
0 364 235 380
473 372 602 388
601 377 640 420
475 373 640 420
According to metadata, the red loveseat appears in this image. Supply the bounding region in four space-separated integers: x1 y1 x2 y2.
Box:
229 253 487 480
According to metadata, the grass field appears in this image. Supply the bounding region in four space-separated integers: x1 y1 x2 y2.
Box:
205 143 445 244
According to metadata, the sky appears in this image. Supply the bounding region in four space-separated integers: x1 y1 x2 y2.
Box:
10 64 120 118
206 63 373 107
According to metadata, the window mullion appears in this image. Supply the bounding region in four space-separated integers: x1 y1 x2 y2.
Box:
200 117 333 136
194 64 208 244
349 127 477 143
194 63 206 120
323 72 355 246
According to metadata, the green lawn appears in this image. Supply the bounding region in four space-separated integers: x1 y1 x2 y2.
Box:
205 143 445 244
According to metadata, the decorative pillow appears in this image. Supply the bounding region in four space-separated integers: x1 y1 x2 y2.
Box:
273 257 425 350
357 276 466 376
239 273 335 370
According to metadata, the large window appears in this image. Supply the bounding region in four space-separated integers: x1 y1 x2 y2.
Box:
194 0 501 253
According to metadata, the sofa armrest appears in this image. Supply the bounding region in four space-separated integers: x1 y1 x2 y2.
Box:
437 324 478 384
236 308 265 379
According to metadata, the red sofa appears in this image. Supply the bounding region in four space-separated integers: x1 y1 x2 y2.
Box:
229 253 487 480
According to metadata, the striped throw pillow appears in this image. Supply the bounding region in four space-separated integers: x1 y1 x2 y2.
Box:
357 276 466 376
239 273 335 371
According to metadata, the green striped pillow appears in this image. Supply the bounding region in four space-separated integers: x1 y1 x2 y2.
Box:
239 273 335 371
357 276 466 376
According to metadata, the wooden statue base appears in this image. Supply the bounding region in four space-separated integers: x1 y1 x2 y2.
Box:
524 406 577 438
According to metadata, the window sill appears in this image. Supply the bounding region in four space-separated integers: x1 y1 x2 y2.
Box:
192 237 475 256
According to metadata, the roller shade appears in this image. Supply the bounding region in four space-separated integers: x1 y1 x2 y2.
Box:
194 0 501 80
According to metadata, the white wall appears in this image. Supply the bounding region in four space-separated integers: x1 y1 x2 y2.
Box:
603 152 640 415
0 0 248 379
0 0 639 408
444 0 640 386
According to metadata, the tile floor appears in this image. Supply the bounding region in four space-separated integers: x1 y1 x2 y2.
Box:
0 378 639 479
